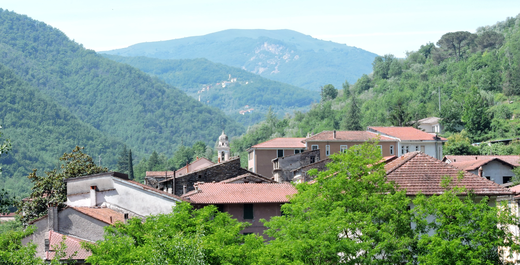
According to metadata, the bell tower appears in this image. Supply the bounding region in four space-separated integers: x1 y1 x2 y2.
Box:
217 130 230 162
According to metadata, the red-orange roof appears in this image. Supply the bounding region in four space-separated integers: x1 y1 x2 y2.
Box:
72 207 125 225
182 183 297 204
449 158 516 171
385 152 512 196
46 231 91 261
444 155 520 167
251 138 306 149
304 131 395 142
369 127 447 141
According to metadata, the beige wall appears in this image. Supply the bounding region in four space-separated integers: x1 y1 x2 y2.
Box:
306 141 398 159
251 149 304 178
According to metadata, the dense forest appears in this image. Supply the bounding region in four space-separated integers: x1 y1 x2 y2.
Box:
0 63 125 197
230 14 520 163
102 29 378 91
102 55 319 125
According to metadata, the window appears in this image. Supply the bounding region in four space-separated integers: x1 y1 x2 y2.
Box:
311 145 318 150
420 145 425 153
310 156 315 163
390 145 394 155
406 146 409 153
503 176 512 184
340 145 348 153
294 149 300 154
216 204 224 212
377 145 382 154
248 152 253 160
244 204 254 219
277 149 284 157
325 145 330 156
415 146 419 151
485 176 491 180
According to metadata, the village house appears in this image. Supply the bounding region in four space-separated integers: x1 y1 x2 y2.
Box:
272 149 321 182
182 182 297 237
417 117 443 134
247 137 306 178
443 155 520 185
23 172 186 262
249 127 446 180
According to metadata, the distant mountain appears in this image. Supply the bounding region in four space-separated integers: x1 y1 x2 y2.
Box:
0 9 244 185
102 29 378 91
102 55 319 125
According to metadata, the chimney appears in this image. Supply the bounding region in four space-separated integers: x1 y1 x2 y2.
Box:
478 166 483 178
90 186 97 207
333 130 336 139
109 216 113 224
186 161 189 173
48 205 58 231
183 185 187 195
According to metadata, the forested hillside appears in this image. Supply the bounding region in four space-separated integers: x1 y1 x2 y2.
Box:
102 29 377 91
102 55 319 125
230 14 520 161
0 9 243 157
0 63 126 197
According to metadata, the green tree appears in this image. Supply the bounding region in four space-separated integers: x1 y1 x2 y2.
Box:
84 202 264 264
475 31 505 52
147 151 161 171
116 145 129 174
436 31 477 61
342 80 350 99
412 176 520 264
388 96 411 126
262 142 414 264
462 87 491 141
128 149 134 180
444 133 479 155
17 146 107 224
342 93 362 131
320 84 338 101
0 226 43 264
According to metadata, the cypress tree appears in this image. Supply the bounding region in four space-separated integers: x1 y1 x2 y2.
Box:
128 149 134 180
116 145 129 174
342 93 363 130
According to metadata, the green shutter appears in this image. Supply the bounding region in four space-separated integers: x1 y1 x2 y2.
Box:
243 204 254 219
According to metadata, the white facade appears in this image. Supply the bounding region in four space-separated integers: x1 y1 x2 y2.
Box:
66 172 183 216
397 141 443 160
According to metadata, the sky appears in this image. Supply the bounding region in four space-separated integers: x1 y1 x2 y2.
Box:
2 0 520 57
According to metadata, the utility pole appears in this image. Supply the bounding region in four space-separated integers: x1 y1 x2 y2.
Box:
438 86 441 113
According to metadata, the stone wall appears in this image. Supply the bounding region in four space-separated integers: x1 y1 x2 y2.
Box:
273 149 320 182
169 157 250 196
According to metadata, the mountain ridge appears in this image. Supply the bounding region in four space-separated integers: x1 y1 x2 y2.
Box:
102 29 378 90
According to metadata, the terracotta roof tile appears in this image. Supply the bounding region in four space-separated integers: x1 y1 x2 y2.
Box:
72 207 125 225
444 155 520 167
450 158 516 171
368 126 447 141
385 152 512 196
181 183 297 204
46 231 91 260
251 138 306 149
304 131 395 142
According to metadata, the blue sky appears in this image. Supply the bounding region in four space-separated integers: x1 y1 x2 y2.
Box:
2 0 520 57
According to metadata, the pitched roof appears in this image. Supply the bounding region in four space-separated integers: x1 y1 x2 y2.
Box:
449 158 516 171
72 207 125 225
304 131 395 142
220 173 276 183
122 179 188 202
368 126 447 141
182 183 297 204
418 117 441 124
251 138 306 149
444 155 520 167
46 231 91 261
384 152 512 196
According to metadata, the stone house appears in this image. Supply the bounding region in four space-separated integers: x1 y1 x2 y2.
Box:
182 182 297 237
155 157 260 196
272 149 321 182
145 157 214 190
443 155 520 185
